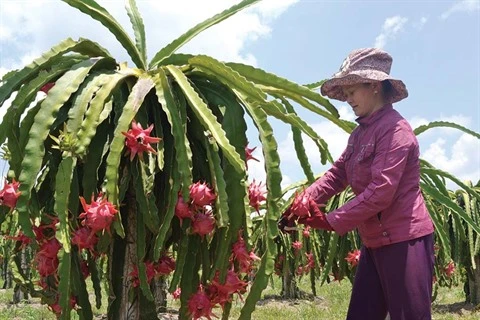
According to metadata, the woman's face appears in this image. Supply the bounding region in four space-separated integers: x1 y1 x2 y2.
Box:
341 82 383 118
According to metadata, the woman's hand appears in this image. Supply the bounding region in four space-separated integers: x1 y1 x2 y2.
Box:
297 199 333 231
277 205 296 233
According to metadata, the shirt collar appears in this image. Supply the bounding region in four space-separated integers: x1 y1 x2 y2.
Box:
355 104 393 126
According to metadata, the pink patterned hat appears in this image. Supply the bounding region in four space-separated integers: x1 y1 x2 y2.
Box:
320 48 408 103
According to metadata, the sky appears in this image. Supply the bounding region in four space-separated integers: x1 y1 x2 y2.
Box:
0 0 479 189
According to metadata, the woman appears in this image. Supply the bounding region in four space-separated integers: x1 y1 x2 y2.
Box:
280 48 435 320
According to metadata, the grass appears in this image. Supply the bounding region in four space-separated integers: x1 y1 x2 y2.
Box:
0 279 478 319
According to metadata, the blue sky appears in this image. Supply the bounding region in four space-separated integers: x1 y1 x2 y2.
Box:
0 0 479 188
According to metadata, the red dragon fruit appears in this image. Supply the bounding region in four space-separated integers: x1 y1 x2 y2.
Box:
35 254 59 277
38 238 61 259
345 249 361 267
72 227 98 252
302 225 311 238
211 270 247 296
189 181 216 207
191 210 216 237
292 241 303 253
305 252 315 273
79 193 118 236
444 261 456 278
175 192 192 225
208 270 248 309
122 120 161 161
248 179 266 213
290 192 311 219
129 261 156 288
156 255 176 276
0 178 21 209
187 285 217 320
230 231 260 274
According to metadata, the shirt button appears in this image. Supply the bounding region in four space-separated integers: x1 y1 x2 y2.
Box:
379 224 382 227
382 232 388 237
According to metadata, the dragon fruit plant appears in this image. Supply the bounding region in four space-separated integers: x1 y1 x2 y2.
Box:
0 0 349 319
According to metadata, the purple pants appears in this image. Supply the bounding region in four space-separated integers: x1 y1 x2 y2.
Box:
346 233 435 320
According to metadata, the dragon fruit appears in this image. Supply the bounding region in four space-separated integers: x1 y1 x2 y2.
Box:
189 181 216 207
0 178 20 209
290 192 311 219
345 249 361 267
156 255 176 276
230 231 260 274
122 120 161 161
35 254 59 277
71 227 98 252
38 238 61 259
187 285 217 320
79 193 118 236
248 179 266 213
191 210 216 237
175 193 192 225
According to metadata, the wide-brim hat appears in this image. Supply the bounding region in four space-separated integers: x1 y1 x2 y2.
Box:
320 48 408 103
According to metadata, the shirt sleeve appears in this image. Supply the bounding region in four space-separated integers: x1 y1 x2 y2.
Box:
304 146 351 204
326 123 413 235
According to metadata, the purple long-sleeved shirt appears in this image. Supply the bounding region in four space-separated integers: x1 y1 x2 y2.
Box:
305 104 434 248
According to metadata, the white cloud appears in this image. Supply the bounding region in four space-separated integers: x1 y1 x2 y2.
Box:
413 16 428 30
0 0 298 71
374 16 408 49
0 25 12 41
422 134 480 186
440 0 480 20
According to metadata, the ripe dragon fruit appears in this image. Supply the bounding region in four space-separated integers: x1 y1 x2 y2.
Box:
189 181 216 207
175 192 192 225
230 231 260 274
79 193 118 236
156 255 176 276
122 120 161 161
71 227 98 252
38 238 62 259
345 249 361 267
292 241 303 253
290 192 311 219
444 261 455 278
211 270 247 296
208 270 248 309
35 253 59 277
302 225 311 238
191 210 216 237
304 252 315 273
0 178 21 209
187 285 217 320
129 261 156 288
248 179 266 213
